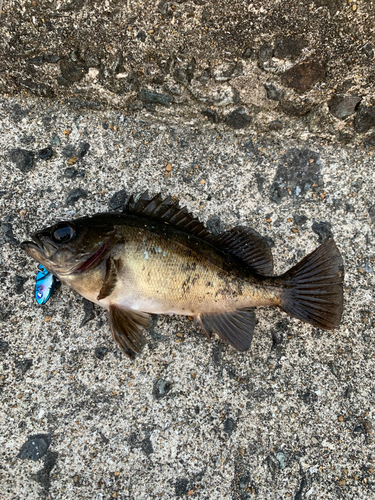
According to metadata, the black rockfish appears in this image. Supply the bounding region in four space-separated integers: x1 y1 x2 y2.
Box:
21 192 344 357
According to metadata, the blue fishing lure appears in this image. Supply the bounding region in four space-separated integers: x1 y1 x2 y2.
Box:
35 265 57 305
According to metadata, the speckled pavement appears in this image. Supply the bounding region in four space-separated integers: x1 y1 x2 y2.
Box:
0 94 374 499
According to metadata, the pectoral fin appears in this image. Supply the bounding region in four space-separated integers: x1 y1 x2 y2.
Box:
108 305 151 358
97 257 119 301
196 308 257 351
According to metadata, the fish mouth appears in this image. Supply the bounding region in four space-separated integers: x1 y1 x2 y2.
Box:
21 234 45 255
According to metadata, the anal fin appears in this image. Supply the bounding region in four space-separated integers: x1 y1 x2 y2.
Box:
196 308 257 351
108 305 151 358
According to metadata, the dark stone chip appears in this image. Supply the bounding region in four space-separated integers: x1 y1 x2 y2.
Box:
175 478 189 497
0 222 19 245
295 476 307 500
269 120 283 131
64 167 78 179
337 132 353 144
78 142 90 159
226 109 251 129
312 221 333 243
17 358 33 376
137 31 146 42
278 100 312 117
363 131 375 147
242 47 252 59
281 59 326 93
18 79 55 98
66 188 87 205
0 306 11 323
269 148 321 203
10 149 34 172
14 275 28 294
140 436 154 455
239 473 250 490
258 43 273 64
18 434 52 461
44 55 60 63
102 122 109 130
273 36 306 59
363 43 374 59
0 339 9 353
153 378 172 399
301 390 318 404
139 88 171 106
368 205 375 222
328 95 362 120
26 55 45 65
173 68 189 85
223 417 235 436
62 145 77 158
293 214 308 226
109 190 127 211
206 215 225 235
11 104 29 123
94 347 108 360
80 299 95 327
202 109 220 123
158 0 168 15
39 147 53 160
127 432 138 448
20 135 35 144
31 451 58 490
345 203 355 213
255 174 265 192
60 58 87 83
264 83 284 101
354 106 375 133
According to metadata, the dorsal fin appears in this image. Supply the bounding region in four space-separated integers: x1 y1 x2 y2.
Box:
125 192 273 275
125 191 211 238
209 227 274 276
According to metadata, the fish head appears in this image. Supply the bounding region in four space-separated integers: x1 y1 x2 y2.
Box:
21 215 119 279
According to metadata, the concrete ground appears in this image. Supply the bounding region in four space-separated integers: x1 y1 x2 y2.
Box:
0 1 375 499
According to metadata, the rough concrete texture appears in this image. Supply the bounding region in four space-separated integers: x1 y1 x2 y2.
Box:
0 1 375 499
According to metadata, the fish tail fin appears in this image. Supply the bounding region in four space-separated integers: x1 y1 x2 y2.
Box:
279 238 344 330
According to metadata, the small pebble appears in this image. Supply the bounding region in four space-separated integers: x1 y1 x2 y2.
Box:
38 146 53 160
67 156 78 165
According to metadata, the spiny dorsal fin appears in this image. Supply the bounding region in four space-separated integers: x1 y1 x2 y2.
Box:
108 305 151 358
196 308 257 351
97 257 119 301
209 227 274 275
125 191 211 238
126 192 273 274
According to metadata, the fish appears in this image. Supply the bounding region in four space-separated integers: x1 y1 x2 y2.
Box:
21 192 344 358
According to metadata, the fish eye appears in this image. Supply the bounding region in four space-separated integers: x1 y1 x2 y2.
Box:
51 223 76 244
